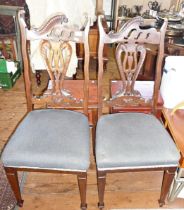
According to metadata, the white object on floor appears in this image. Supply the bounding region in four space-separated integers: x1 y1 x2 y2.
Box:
168 168 184 201
160 56 184 109
178 186 184 198
6 61 17 74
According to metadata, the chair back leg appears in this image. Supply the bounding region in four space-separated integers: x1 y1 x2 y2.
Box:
77 172 87 210
97 171 106 209
159 167 177 206
4 167 24 207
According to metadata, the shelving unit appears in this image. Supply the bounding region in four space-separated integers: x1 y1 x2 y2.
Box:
0 6 23 71
104 0 116 30
113 0 181 31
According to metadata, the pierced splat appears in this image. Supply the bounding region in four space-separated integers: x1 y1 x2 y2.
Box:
40 39 72 96
115 43 146 97
39 39 82 106
110 41 153 107
97 15 167 117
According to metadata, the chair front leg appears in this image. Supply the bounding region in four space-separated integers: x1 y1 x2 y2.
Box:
159 167 177 207
4 167 24 207
77 172 87 210
97 170 106 210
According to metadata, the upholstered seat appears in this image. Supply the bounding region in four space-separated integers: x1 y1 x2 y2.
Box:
96 113 179 170
2 109 90 171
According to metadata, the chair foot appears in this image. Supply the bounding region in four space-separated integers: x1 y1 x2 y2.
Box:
4 167 23 207
78 173 87 210
159 167 176 207
97 171 106 210
98 202 104 209
80 203 87 210
17 199 24 207
158 199 165 207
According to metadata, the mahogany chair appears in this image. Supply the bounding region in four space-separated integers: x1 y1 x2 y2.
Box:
1 10 90 210
95 15 180 209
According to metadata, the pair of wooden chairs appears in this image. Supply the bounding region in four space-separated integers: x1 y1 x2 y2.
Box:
1 10 180 210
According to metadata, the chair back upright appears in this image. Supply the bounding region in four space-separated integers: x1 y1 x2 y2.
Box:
18 10 90 116
97 15 167 118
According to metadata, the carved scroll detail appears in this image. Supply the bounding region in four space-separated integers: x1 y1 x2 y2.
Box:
28 14 83 43
48 25 77 42
32 13 68 35
109 95 152 107
105 16 161 45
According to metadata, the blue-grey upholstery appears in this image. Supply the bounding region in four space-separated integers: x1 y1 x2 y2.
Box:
2 109 90 171
96 113 180 170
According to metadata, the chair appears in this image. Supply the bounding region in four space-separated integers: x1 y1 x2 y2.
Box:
96 15 180 209
1 10 90 210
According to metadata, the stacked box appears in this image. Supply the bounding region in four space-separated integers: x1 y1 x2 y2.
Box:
0 59 21 89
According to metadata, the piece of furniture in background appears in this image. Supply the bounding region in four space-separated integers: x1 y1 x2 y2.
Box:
1 12 91 210
77 19 109 70
165 40 184 55
103 0 116 30
95 15 180 209
95 0 116 30
0 6 25 70
114 0 181 31
0 0 30 70
141 46 157 80
0 0 30 34
96 0 127 31
162 102 184 201
0 34 17 60
96 0 103 14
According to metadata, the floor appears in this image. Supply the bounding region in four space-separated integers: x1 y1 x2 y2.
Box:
0 54 184 210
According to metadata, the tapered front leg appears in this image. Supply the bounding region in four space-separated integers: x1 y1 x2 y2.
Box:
77 172 87 210
97 170 106 209
159 167 177 207
4 167 24 207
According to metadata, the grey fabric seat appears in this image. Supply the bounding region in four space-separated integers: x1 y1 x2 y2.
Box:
96 113 180 170
2 109 90 171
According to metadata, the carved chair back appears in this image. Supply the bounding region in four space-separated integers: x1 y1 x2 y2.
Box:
97 16 167 118
18 10 90 115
